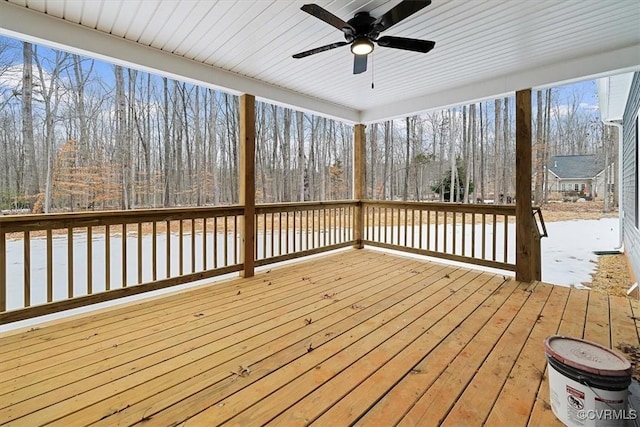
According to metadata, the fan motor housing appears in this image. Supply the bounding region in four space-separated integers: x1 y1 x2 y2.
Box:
345 12 378 41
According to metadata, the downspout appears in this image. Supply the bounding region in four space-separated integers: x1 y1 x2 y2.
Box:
603 121 624 250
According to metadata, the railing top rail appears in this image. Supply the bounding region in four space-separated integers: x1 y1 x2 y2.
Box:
361 200 517 215
256 200 357 213
0 205 245 233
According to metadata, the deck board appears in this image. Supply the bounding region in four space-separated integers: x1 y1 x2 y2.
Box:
485 285 569 426
0 249 636 427
528 288 589 426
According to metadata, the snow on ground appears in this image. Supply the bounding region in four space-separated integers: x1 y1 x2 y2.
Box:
0 217 621 332
541 217 619 288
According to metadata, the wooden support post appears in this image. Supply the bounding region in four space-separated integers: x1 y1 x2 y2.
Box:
353 123 366 249
239 94 256 277
515 89 534 282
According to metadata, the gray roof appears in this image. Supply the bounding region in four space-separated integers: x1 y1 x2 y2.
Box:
548 155 605 179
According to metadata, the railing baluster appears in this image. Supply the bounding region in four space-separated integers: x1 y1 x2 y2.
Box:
504 214 509 262
384 208 388 243
0 231 5 311
152 222 157 281
213 217 218 269
262 213 267 260
326 208 330 246
166 220 171 278
434 210 439 251
234 215 238 265
203 218 208 270
443 211 448 253
224 216 229 266
471 213 476 258
106 224 111 291
344 207 347 243
271 213 275 257
480 213 485 259
278 212 282 256
312 210 316 249
293 211 296 253
68 228 74 297
419 209 423 249
321 209 325 246
364 207 368 241
299 210 304 250
390 207 394 245
333 208 337 245
121 224 126 288
452 212 457 255
23 231 30 307
286 212 290 254
87 227 93 294
254 216 259 260
191 218 196 273
307 210 311 250
492 214 497 261
138 222 143 284
461 213 466 257
426 210 431 250
179 220 184 275
404 208 408 247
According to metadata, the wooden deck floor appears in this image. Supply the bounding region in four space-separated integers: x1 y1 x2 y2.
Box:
1 249 639 426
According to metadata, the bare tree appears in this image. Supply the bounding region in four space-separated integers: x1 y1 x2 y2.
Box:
22 42 38 204
35 48 68 213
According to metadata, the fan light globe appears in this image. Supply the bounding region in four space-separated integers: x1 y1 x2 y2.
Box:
351 38 374 55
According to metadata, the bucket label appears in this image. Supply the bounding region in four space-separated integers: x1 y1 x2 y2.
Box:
567 385 586 425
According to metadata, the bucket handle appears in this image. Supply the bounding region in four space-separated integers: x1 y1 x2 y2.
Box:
577 376 627 410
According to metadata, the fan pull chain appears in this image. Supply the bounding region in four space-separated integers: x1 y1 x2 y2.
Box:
371 53 375 89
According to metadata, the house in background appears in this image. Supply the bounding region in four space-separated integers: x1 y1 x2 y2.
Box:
545 154 612 200
598 72 638 280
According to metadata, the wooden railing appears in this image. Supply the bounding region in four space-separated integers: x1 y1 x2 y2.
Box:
0 200 545 324
362 200 520 272
0 207 244 323
255 201 357 266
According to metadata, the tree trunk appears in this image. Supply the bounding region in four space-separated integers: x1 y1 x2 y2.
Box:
403 117 410 201
383 121 391 200
449 109 456 202
479 102 485 202
369 123 377 198
502 97 509 200
115 65 129 209
466 104 475 203
22 42 39 203
543 88 552 203
296 111 305 201
494 99 502 202
534 90 544 205
163 77 171 207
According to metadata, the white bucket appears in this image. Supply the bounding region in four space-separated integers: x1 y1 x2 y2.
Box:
545 335 633 427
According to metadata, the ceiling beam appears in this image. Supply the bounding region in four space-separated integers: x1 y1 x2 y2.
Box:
0 2 361 124
361 44 640 123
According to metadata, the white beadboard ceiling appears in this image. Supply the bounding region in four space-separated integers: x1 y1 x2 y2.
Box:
1 0 639 123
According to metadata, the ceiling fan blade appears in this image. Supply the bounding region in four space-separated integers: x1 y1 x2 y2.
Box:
353 54 367 74
377 36 435 53
292 41 349 59
374 0 431 32
301 4 355 34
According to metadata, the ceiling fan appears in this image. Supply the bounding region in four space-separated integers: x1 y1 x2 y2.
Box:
292 1 435 74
